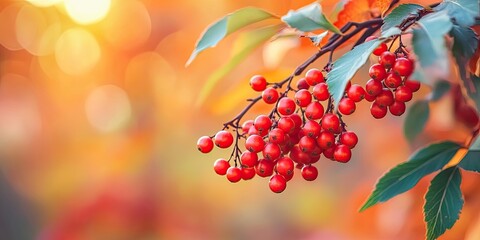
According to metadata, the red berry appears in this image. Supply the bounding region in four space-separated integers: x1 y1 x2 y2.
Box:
338 98 356 115
389 101 406 116
317 131 335 149
296 78 310 90
245 135 265 153
366 79 383 96
278 97 296 115
277 117 295 134
393 57 413 76
395 86 413 102
241 167 256 180
376 89 395 107
226 167 242 183
347 84 366 102
262 87 279 104
302 120 321 138
312 83 330 101
373 43 388 56
240 151 258 168
256 159 274 177
295 89 312 107
404 79 421 92
305 102 325 120
370 102 388 119
289 113 303 130
321 113 340 132
334 144 351 163
301 165 318 181
305 68 324 86
254 115 272 132
213 159 230 175
364 92 376 102
269 175 287 193
289 145 311 164
323 144 336 160
197 136 214 153
249 75 267 91
369 63 387 81
384 73 402 89
276 157 294 177
262 143 281 161
268 128 286 144
214 131 234 148
241 120 254 134
379 51 396 68
340 131 358 148
345 81 352 92
247 125 260 136
299 136 317 153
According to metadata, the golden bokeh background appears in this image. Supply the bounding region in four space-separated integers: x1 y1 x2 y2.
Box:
0 0 480 239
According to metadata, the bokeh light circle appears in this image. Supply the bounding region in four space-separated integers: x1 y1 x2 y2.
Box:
64 0 110 25
85 85 132 133
55 28 101 75
15 5 49 55
0 4 23 50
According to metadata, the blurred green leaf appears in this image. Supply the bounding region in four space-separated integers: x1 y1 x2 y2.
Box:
281 2 341 34
195 24 282 106
404 100 430 143
382 4 423 33
450 25 478 89
467 75 480 110
424 167 463 240
186 7 279 66
434 0 479 27
430 81 451 101
360 141 461 212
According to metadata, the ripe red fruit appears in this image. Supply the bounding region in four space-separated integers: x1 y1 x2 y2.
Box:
395 86 413 102
404 79 421 92
240 151 258 168
334 144 352 163
384 73 402 88
364 93 376 102
277 116 295 134
317 131 335 149
276 157 295 177
289 113 303 130
369 63 387 81
338 98 356 115
241 167 256 180
312 83 330 101
269 175 287 193
373 43 388 56
366 79 383 96
295 89 312 107
340 131 358 148
302 120 321 138
226 167 242 183
268 128 286 144
323 144 336 160
379 51 396 68
305 68 324 86
241 120 254 134
289 145 311 164
213 159 230 175
299 136 317 153
305 102 325 120
296 77 310 90
370 102 388 119
254 115 272 132
389 101 406 116
262 143 281 161
376 89 395 107
301 165 318 181
214 130 234 148
393 57 413 76
197 136 214 153
321 113 340 132
262 87 279 104
278 97 296 115
256 159 274 177
249 75 267 91
347 84 366 102
245 135 265 153
345 81 352 92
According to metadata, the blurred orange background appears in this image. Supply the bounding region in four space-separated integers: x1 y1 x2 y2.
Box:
0 0 480 239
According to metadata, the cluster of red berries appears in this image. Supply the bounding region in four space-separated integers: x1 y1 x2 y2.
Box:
198 69 359 193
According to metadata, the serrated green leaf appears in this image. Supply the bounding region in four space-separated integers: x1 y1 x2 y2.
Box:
281 2 341 34
412 11 453 68
195 24 282 107
186 7 279 66
360 141 461 212
451 25 478 88
430 81 451 101
424 167 463 240
308 31 329 47
404 100 430 143
382 4 423 34
434 0 479 27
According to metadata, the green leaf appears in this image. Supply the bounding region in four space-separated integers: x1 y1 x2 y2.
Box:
434 0 479 27
360 141 461 212
412 11 453 68
404 100 430 143
186 7 279 66
326 27 401 109
467 74 480 110
424 167 463 240
451 25 478 88
195 24 282 106
459 137 480 173
382 4 423 34
308 31 329 47
281 2 341 34
429 81 451 101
